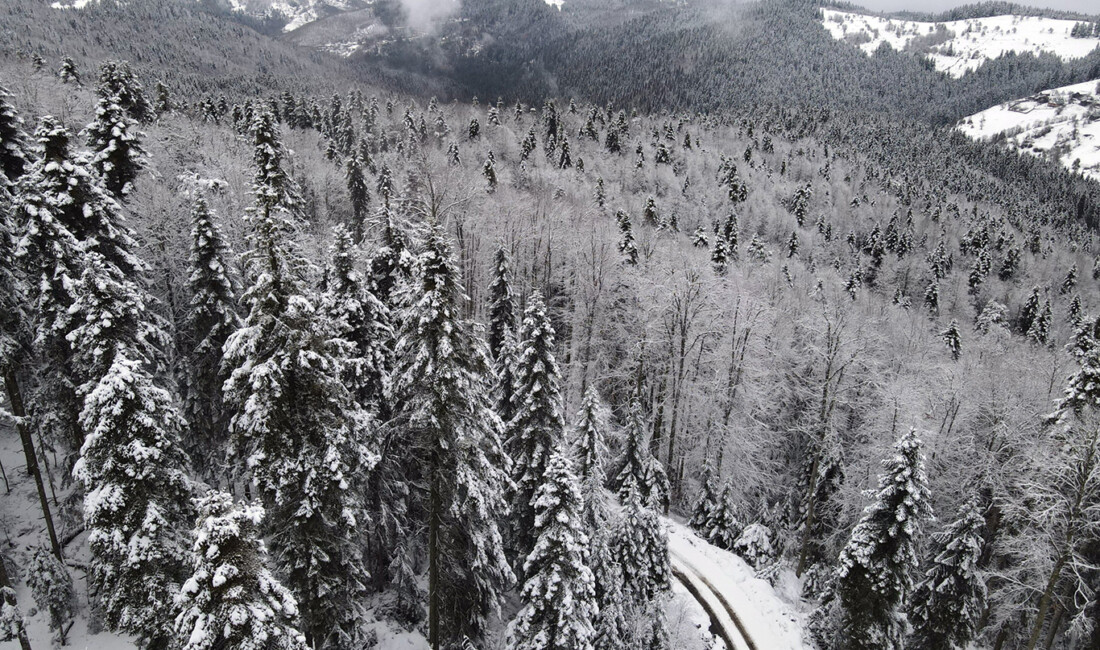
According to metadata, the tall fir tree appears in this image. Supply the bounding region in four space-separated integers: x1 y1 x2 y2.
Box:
96 61 154 124
393 221 514 648
488 242 518 362
0 86 28 181
688 463 720 535
345 154 370 243
85 91 145 199
181 197 240 479
909 500 987 650
174 492 308 650
830 428 933 650
222 110 376 650
616 210 638 266
611 486 670 606
25 546 75 647
572 385 611 535
608 400 669 511
507 450 599 650
705 480 743 551
509 292 568 561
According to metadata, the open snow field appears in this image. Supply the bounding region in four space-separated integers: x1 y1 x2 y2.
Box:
822 9 1100 78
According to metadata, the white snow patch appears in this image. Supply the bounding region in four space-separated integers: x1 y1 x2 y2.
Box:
822 9 1100 78
958 78 1100 181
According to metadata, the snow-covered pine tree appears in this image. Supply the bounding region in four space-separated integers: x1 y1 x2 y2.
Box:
688 462 720 535
591 548 631 650
174 492 308 650
321 223 392 413
488 242 518 362
71 258 192 648
941 319 961 361
705 480 743 551
572 385 611 534
393 221 514 648
507 450 598 650
509 292 568 562
495 329 521 432
616 210 638 266
830 428 933 650
0 558 30 650
25 546 75 646
611 485 670 606
345 154 370 243
85 90 145 199
908 499 986 650
96 61 154 124
0 87 28 181
181 197 240 479
367 207 415 313
222 110 375 650
608 400 669 511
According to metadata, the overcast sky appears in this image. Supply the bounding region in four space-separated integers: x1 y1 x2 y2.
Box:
854 0 1098 14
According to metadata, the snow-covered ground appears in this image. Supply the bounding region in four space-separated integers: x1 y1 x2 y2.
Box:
666 520 810 650
822 9 1100 78
957 78 1100 181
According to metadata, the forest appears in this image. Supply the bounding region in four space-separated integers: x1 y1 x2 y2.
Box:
0 0 1099 649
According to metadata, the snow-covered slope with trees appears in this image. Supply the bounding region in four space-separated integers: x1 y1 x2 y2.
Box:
822 8 1100 77
957 78 1100 181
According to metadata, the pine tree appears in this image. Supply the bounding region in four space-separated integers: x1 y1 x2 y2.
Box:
96 61 154 123
57 57 79 85
85 90 146 198
345 154 370 243
175 492 308 650
393 222 514 648
181 198 240 479
1019 286 1042 334
488 242 518 362
26 546 75 646
941 319 961 361
0 570 30 650
909 500 986 650
616 210 638 266
222 110 375 650
830 428 933 650
608 400 669 511
705 480 743 550
0 87 28 181
321 223 391 412
612 486 670 606
688 463 720 535
507 451 598 650
483 151 498 193
1028 300 1052 345
642 197 659 227
572 385 611 534
509 292 568 561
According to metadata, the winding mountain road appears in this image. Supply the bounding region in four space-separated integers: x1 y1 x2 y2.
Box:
670 549 757 650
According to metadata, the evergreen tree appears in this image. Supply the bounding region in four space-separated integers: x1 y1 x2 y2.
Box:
507 451 598 650
705 480 743 550
483 151 498 193
830 428 933 650
222 111 375 650
345 154 370 243
26 546 75 647
96 61 154 123
909 500 987 650
509 292 568 561
181 198 240 479
688 463 720 535
572 385 611 534
175 492 308 650
941 319 961 361
495 329 521 428
488 242 518 362
611 486 670 606
57 57 79 85
616 210 638 266
393 222 514 648
85 90 145 198
0 87 28 181
1027 299 1052 345
1019 286 1042 334
0 576 30 650
321 223 391 412
608 400 669 511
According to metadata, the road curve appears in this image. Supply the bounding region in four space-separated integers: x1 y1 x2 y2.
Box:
670 549 758 650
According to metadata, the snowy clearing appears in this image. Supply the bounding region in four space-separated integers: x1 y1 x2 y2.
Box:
822 9 1100 78
957 78 1100 181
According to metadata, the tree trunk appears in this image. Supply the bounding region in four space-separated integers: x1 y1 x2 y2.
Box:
0 553 33 650
428 448 441 650
1043 601 1063 650
1026 555 1066 650
5 370 63 561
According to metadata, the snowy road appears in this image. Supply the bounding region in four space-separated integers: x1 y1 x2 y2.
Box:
666 522 808 650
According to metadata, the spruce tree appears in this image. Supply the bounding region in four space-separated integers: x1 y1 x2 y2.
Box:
321 223 391 412
941 319 961 361
611 486 670 606
507 451 599 650
608 400 669 511
345 154 370 243
831 428 933 650
572 385 611 534
509 292 568 561
393 222 514 648
181 198 240 479
688 463 720 535
85 91 145 198
26 546 75 646
174 492 308 650
0 87 28 180
222 110 375 650
705 480 743 551
488 242 518 362
96 61 154 124
616 210 638 266
909 500 987 650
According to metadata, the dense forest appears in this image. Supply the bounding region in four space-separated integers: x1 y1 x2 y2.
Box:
1 0 1100 649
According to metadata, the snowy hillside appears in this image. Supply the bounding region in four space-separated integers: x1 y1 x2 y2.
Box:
957 78 1100 181
48 0 369 33
822 8 1100 78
